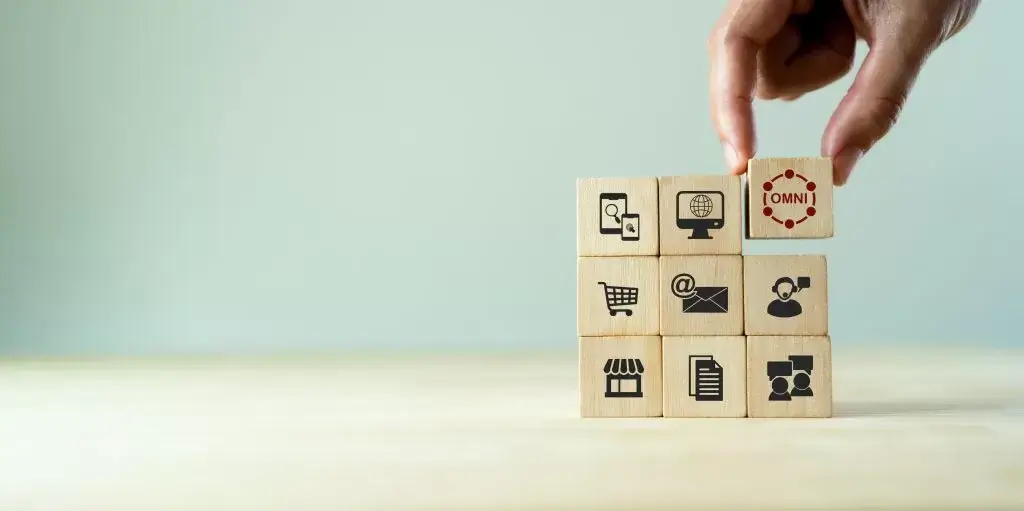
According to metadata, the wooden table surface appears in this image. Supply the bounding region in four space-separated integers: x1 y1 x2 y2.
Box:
1 345 1022 510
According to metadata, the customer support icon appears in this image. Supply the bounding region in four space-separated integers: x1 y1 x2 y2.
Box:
767 276 810 318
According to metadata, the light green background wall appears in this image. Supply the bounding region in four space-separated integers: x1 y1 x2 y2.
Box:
0 1 1018 356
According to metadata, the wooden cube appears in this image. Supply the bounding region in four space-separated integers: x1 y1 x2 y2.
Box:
746 336 832 418
662 336 746 417
578 257 659 336
579 336 662 417
746 157 833 239
659 256 744 336
658 175 742 255
577 177 659 256
743 255 827 336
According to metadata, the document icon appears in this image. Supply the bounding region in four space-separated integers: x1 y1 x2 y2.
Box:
689 355 724 401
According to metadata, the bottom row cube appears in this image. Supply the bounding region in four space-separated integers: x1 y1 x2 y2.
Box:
578 335 832 418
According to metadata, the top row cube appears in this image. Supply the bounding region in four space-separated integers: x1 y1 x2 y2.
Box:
576 157 834 256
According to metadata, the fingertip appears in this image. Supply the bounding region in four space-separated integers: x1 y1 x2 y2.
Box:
723 142 740 170
722 141 751 175
830 146 864 187
730 159 750 176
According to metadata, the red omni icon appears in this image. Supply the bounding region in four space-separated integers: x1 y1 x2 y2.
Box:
761 169 817 229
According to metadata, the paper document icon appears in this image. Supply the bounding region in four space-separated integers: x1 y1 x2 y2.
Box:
689 355 724 401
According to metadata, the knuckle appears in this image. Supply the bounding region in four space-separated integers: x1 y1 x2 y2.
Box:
862 95 907 142
753 69 789 100
754 82 782 100
872 95 905 130
707 25 720 50
707 24 734 55
721 29 756 50
752 67 788 101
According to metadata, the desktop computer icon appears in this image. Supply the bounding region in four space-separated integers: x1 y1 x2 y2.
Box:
676 191 725 239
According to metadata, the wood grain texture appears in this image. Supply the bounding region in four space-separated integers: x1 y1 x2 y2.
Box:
663 336 746 417
579 336 662 417
658 175 742 255
743 255 828 336
577 256 659 336
576 177 659 256
745 157 834 239
747 335 832 418
1 348 1023 509
660 255 744 335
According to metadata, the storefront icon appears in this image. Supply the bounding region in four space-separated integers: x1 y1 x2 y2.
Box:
604 358 645 398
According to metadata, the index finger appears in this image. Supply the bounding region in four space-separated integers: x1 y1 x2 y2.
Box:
709 0 798 174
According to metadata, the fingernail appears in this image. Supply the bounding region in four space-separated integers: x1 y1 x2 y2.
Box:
833 146 864 186
722 142 741 173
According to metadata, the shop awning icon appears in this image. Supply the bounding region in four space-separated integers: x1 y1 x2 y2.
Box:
604 358 645 398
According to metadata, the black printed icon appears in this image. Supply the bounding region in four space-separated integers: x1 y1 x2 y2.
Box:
689 355 723 401
767 356 814 401
598 282 638 317
671 273 728 313
599 193 640 241
604 358 645 398
676 191 724 239
768 276 810 318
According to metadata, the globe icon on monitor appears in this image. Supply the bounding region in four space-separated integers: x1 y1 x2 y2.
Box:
689 194 714 218
677 190 724 240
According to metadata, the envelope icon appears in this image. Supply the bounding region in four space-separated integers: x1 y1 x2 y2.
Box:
681 286 729 313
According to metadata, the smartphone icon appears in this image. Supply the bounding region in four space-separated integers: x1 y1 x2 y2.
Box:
599 193 628 235
621 214 639 241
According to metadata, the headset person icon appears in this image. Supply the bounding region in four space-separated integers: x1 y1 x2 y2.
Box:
767 276 810 318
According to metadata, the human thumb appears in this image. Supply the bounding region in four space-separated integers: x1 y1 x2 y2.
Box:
821 39 930 186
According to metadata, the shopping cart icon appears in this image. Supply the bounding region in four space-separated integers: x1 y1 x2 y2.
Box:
598 282 638 316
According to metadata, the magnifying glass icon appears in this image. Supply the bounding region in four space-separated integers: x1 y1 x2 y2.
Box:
605 203 621 224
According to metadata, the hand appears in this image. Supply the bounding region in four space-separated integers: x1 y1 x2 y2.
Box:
709 0 980 186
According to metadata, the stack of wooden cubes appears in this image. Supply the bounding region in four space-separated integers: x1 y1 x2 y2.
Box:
577 157 833 418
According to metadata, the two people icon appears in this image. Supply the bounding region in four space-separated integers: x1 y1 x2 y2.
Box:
767 276 810 318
